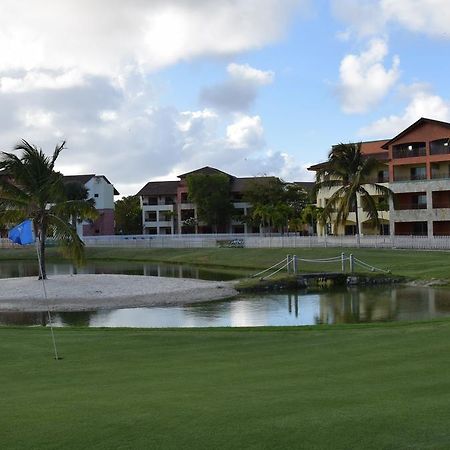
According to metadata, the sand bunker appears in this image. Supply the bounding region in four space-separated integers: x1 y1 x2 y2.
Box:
0 274 239 312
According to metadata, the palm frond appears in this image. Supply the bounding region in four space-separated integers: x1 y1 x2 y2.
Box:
47 213 85 265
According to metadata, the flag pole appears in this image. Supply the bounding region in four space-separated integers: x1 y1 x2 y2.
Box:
35 232 60 361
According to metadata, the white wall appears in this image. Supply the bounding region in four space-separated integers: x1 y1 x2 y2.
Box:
85 176 115 209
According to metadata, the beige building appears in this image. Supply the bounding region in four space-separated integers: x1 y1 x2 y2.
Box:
309 118 450 237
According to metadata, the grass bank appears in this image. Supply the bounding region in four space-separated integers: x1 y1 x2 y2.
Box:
2 246 450 282
1 322 450 449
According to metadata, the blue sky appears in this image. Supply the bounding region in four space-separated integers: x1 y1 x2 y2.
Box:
0 0 449 195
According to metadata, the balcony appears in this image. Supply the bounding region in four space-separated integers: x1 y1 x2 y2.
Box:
394 193 427 210
395 203 427 210
393 173 427 182
392 142 426 159
432 191 450 209
430 138 450 156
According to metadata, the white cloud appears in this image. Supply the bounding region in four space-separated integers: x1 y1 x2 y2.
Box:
331 0 386 38
99 110 119 122
21 109 54 128
332 0 450 39
0 0 307 77
0 1 311 196
0 70 85 93
337 38 400 114
359 87 450 138
226 115 264 149
227 63 274 85
200 63 274 112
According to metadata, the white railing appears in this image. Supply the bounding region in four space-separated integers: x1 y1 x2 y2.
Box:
1 234 450 250
80 234 450 250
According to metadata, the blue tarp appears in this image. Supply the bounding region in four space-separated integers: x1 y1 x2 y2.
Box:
8 219 35 245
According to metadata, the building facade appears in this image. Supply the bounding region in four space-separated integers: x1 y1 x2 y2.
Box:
309 117 450 237
137 167 313 235
63 174 119 236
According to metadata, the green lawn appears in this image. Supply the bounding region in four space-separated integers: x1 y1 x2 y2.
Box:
2 246 450 281
1 322 450 449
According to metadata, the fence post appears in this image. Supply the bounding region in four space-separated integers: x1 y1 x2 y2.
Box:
286 254 291 273
349 253 354 274
341 252 345 273
293 255 298 275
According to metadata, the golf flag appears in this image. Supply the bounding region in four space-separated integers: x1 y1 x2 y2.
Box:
8 219 35 245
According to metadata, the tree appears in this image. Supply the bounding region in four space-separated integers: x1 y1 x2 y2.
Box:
244 177 309 234
186 173 234 232
0 140 98 279
314 142 392 244
63 181 95 274
115 195 142 235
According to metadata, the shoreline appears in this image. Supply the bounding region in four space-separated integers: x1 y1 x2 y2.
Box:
0 274 239 312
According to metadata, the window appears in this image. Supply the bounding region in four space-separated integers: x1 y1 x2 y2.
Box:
94 193 99 198
430 138 450 155
410 166 426 180
145 211 157 221
393 142 426 158
377 170 389 183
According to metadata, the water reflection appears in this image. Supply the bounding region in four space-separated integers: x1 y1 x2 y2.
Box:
0 261 242 281
1 286 449 328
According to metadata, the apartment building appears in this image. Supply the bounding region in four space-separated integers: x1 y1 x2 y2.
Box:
309 117 450 237
137 167 311 235
63 174 119 236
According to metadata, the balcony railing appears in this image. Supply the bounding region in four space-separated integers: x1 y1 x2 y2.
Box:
392 147 426 159
366 176 389 183
433 202 450 209
431 172 450 180
393 173 427 182
394 203 427 210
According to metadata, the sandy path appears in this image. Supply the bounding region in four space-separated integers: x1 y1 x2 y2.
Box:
0 274 239 312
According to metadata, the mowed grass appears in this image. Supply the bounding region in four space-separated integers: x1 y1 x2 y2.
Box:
2 246 450 281
1 323 450 449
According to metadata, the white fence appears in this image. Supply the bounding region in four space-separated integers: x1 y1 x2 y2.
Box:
1 234 450 250
80 234 450 250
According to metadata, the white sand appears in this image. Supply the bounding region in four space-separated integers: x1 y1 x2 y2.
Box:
0 274 239 312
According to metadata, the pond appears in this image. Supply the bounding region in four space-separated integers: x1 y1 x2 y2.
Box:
0 260 242 281
1 260 449 328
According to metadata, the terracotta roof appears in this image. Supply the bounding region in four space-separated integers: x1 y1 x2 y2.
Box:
230 176 278 192
360 140 389 154
136 181 179 196
308 141 389 172
381 117 450 149
177 166 233 179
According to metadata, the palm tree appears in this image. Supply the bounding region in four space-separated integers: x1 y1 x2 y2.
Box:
315 142 392 245
63 181 95 274
0 140 98 279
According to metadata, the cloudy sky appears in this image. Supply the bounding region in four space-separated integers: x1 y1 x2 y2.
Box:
1 0 450 196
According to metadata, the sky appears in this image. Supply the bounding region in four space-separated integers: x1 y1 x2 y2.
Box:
1 0 450 196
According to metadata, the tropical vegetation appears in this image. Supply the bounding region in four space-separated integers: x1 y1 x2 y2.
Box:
0 140 98 278
243 177 310 234
114 195 142 235
315 142 392 242
186 173 235 232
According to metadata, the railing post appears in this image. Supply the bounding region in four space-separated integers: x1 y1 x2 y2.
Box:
286 254 291 273
341 252 345 273
349 253 354 274
293 255 298 275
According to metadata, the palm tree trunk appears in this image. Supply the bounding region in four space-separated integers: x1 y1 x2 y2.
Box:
71 216 78 275
354 194 361 247
37 225 47 280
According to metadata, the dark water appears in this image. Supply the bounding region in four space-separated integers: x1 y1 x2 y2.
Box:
0 260 241 281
